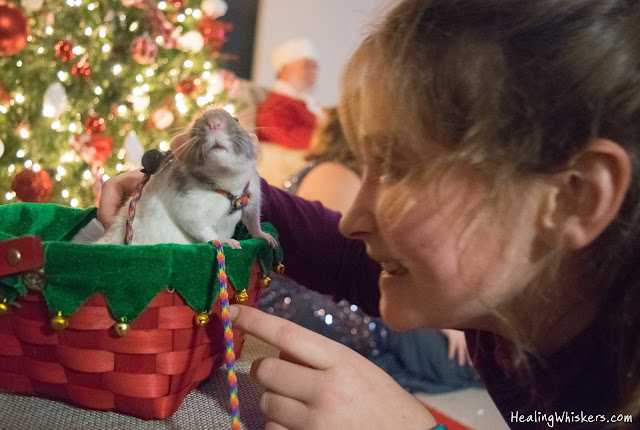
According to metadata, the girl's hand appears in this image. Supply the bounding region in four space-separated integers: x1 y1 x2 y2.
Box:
97 170 145 229
230 305 437 430
440 329 471 366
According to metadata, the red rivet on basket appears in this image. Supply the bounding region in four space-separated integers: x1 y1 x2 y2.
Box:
114 322 129 337
194 312 209 327
6 248 21 266
51 312 68 331
234 289 249 304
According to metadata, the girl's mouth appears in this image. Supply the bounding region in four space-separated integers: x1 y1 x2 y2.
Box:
379 261 409 276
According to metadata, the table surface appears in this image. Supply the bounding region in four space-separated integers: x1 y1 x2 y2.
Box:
0 335 280 430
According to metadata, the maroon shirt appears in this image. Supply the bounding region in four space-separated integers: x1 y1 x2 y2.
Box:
260 179 613 429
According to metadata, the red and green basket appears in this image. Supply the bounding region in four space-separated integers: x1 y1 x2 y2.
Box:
0 202 283 420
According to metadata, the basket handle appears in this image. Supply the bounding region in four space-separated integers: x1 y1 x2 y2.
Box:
0 236 44 277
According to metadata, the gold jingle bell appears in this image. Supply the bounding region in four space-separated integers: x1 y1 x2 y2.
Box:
261 275 272 289
114 321 130 337
0 299 9 316
51 312 68 331
275 263 285 275
194 312 210 327
234 289 249 304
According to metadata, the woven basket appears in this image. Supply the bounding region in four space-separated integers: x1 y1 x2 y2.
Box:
0 203 282 420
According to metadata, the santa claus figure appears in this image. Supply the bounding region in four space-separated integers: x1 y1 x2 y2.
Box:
256 38 320 150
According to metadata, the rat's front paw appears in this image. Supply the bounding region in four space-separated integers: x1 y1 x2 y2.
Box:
220 238 242 249
257 231 278 249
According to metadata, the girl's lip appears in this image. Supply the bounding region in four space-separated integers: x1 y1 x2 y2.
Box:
379 261 409 276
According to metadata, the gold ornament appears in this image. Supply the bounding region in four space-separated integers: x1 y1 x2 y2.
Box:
194 312 210 327
275 263 285 275
0 299 9 315
51 311 68 331
261 276 272 289
234 289 249 304
114 321 130 337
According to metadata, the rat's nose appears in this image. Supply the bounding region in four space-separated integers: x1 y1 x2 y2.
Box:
209 120 223 131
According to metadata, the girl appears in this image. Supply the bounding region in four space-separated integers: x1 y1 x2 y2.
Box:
99 0 640 428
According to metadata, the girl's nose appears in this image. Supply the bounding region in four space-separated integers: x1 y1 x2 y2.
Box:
339 178 377 240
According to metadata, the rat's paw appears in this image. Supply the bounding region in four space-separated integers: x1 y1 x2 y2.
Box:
257 231 278 249
220 238 242 249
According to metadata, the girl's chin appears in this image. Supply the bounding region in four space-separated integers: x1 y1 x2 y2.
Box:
378 294 423 331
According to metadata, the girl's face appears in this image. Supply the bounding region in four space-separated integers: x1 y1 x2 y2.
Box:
339 140 549 332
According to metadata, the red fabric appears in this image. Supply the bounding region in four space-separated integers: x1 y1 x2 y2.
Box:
0 236 43 277
423 404 473 430
256 92 316 149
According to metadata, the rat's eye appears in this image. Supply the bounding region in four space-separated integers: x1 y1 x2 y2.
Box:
234 117 239 122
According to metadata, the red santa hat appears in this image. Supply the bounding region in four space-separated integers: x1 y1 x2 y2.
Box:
271 38 318 73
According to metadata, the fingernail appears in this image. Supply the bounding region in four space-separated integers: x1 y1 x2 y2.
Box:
229 305 239 320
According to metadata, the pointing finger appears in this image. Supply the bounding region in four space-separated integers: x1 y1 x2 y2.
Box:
230 305 350 370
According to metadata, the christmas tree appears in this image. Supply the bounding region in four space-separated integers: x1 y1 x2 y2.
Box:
0 0 236 208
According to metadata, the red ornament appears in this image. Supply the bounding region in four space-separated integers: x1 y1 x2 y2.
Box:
166 0 182 8
71 60 91 81
54 40 75 62
11 169 53 203
198 17 232 52
84 115 106 134
70 134 114 166
176 78 197 96
149 107 174 130
0 1 29 56
130 34 158 64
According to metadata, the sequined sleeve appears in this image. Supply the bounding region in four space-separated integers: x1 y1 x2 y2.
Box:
260 178 382 316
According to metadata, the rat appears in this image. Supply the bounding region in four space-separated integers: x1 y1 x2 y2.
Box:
97 108 278 249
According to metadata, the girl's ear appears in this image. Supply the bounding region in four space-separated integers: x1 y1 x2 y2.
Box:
536 139 631 249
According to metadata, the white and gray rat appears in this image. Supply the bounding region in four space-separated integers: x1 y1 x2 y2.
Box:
97 108 277 248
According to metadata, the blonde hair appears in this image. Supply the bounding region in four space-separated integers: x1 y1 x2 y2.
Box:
339 0 640 419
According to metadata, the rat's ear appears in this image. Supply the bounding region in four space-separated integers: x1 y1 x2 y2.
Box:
170 133 188 152
536 138 631 249
249 133 261 157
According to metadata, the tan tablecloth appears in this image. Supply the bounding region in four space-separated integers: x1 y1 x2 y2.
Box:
0 336 280 430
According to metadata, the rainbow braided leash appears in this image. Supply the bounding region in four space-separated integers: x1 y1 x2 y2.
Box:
124 173 151 245
211 240 241 430
123 173 241 429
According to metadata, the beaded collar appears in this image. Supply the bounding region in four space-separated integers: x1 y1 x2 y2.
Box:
215 181 251 214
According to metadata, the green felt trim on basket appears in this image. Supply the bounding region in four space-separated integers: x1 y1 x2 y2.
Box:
0 203 283 322
0 202 97 242
0 275 27 305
